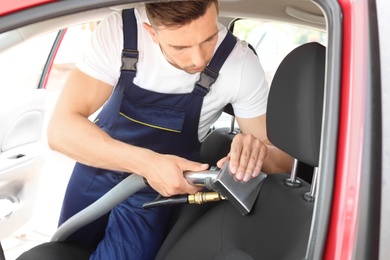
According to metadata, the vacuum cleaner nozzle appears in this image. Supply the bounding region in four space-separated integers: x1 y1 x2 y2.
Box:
144 162 267 215
210 162 267 215
184 162 267 215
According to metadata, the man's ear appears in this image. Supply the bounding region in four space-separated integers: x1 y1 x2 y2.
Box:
143 22 159 44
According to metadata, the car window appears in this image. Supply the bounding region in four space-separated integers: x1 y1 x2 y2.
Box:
45 22 98 91
213 19 327 130
232 19 327 84
0 31 58 92
44 22 99 123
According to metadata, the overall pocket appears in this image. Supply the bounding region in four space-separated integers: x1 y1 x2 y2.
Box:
119 95 186 133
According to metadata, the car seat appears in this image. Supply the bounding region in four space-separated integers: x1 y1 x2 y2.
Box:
154 41 326 259
16 42 326 260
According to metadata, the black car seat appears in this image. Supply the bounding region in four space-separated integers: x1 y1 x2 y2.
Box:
154 42 326 260
17 42 326 260
199 109 237 166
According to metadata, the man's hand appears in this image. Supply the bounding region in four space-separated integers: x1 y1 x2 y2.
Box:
141 154 209 197
217 133 267 182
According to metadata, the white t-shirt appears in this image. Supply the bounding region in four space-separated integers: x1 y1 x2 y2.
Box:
77 5 269 140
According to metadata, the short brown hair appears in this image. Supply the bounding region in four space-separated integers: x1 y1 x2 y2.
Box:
145 0 219 28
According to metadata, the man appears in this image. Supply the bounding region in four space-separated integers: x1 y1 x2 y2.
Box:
48 1 292 259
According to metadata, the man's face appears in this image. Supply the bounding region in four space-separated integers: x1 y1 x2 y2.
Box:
144 3 219 74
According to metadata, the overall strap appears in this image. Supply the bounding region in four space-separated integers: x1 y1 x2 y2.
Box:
194 31 237 96
121 9 138 74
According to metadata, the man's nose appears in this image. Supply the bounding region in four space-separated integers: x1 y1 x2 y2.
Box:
191 46 207 67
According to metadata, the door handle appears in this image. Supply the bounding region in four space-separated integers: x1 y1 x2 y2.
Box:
0 154 32 173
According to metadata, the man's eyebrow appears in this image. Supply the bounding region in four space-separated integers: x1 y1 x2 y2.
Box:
170 30 219 48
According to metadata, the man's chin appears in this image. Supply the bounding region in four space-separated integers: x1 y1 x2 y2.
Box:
185 67 205 74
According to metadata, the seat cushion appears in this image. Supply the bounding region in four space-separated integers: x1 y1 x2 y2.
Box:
156 174 314 260
16 242 93 260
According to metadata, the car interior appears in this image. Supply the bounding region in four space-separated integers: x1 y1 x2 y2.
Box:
0 0 340 259
15 40 326 260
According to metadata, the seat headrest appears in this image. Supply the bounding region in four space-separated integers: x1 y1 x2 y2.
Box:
266 42 326 167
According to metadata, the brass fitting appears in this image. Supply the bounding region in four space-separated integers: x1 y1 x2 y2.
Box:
188 191 224 205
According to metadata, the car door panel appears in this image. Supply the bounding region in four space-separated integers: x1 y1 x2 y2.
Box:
0 89 46 240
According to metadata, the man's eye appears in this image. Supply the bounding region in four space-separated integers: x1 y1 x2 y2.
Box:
174 46 186 51
205 36 215 43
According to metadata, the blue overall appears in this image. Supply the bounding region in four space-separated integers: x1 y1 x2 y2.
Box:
58 9 237 259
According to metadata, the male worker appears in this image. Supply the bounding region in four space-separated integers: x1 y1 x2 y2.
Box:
48 1 292 259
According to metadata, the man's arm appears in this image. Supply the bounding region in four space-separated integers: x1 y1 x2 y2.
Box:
48 68 207 196
217 114 292 181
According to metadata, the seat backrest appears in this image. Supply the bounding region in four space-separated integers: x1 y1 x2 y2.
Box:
200 127 236 165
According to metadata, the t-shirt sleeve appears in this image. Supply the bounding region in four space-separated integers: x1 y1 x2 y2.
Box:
76 12 123 86
232 48 269 118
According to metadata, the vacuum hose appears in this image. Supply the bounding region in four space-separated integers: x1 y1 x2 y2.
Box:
51 174 146 242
